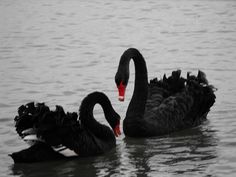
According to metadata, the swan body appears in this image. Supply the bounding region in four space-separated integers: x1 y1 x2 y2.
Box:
10 92 121 163
115 48 216 137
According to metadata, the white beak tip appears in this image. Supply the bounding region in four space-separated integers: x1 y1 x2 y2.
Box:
118 96 124 101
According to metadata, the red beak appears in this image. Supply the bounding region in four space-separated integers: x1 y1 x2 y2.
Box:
114 124 121 137
117 82 126 102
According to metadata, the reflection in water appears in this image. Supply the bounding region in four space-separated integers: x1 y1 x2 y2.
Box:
10 123 218 176
10 148 120 177
122 122 218 176
2 0 235 176
11 158 98 177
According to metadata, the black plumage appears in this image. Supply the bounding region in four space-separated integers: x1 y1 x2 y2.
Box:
10 92 120 163
115 48 216 137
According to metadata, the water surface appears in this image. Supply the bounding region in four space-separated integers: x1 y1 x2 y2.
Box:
0 0 236 176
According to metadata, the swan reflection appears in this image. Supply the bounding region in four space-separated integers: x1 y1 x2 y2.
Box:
121 122 218 176
11 123 218 176
11 148 119 177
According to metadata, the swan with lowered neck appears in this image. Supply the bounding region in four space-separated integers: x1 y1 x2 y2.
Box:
10 92 121 163
115 48 216 137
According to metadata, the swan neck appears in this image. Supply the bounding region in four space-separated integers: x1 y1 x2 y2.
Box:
79 92 114 128
123 48 148 117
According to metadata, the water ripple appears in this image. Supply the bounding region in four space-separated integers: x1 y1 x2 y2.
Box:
1 0 236 176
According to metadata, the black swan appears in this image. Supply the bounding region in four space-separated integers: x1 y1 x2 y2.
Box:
115 48 216 137
10 92 121 163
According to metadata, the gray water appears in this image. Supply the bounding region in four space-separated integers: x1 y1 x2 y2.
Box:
0 0 236 176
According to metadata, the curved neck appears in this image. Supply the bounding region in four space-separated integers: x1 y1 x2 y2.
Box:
120 48 148 117
79 92 115 130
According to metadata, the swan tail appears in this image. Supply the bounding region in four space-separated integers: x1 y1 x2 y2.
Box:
14 102 80 147
149 69 186 95
186 71 216 123
149 70 216 126
164 70 216 122
150 69 215 101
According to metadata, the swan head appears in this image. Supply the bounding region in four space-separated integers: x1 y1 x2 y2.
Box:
113 122 121 137
107 111 121 137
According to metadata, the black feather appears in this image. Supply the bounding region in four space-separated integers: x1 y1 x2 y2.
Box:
116 48 216 137
11 92 120 163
